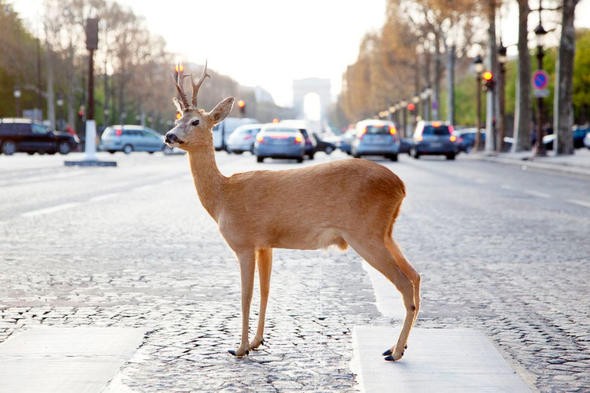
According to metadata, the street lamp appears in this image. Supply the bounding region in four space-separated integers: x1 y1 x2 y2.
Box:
56 96 64 129
533 5 548 156
13 88 21 117
400 100 408 137
473 55 484 151
497 43 507 152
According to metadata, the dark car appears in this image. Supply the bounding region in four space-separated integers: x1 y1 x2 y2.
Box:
399 138 414 155
298 128 316 159
0 118 79 155
412 121 459 160
453 128 486 153
573 125 589 148
312 132 337 155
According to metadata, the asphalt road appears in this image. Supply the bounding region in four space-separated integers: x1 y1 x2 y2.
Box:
0 151 588 392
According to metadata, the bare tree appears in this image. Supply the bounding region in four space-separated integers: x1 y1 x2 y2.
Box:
513 0 532 152
554 0 579 155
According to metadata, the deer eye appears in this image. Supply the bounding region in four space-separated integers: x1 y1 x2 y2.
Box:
191 119 200 126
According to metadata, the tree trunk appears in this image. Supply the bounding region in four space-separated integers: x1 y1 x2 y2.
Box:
485 0 497 153
554 0 578 155
513 0 532 152
433 31 443 120
447 43 456 126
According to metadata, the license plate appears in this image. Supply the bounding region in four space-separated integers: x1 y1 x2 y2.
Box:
430 142 441 148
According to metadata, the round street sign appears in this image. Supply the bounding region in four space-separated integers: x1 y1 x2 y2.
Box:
532 70 549 90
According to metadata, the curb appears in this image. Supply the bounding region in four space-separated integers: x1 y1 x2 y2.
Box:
469 153 590 178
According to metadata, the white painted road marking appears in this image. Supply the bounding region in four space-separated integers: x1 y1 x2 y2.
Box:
567 199 590 208
21 202 81 218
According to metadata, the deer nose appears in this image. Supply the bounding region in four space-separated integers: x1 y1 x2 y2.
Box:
165 133 181 144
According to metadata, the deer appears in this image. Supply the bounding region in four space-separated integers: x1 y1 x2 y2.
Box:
164 63 421 362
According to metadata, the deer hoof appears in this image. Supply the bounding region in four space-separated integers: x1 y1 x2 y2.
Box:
384 355 396 362
249 338 264 350
382 348 392 356
228 349 249 358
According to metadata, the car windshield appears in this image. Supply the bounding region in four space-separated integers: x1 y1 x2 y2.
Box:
365 125 391 135
423 125 450 136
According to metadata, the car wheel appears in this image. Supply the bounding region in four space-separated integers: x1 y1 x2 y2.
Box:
123 144 133 154
58 142 71 155
325 146 334 155
446 153 456 160
389 153 398 162
411 148 420 159
108 150 116 154
257 156 264 163
296 157 304 163
308 153 315 160
1 140 16 155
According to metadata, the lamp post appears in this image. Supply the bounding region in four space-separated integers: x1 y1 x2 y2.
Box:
412 95 420 130
400 100 408 137
534 18 548 156
497 43 507 152
56 96 64 129
473 55 484 151
13 88 21 117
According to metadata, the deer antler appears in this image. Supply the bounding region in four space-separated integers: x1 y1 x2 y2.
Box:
174 63 190 110
191 61 210 108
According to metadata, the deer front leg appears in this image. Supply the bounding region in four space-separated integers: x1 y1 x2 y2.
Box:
228 249 256 358
250 248 272 350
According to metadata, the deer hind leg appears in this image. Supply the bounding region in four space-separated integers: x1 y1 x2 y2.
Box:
250 247 272 350
347 235 420 362
228 249 256 358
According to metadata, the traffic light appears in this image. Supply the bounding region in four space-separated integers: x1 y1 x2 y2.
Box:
482 71 495 91
237 99 246 116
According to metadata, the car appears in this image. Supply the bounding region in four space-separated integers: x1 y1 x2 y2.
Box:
226 123 264 154
411 121 460 160
452 128 486 153
573 125 589 148
278 120 317 159
212 117 257 151
0 118 79 155
399 138 414 155
312 132 337 155
584 131 590 149
339 128 356 155
351 119 401 161
99 125 164 154
253 125 305 163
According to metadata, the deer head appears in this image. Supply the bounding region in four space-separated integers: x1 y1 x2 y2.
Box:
165 62 234 150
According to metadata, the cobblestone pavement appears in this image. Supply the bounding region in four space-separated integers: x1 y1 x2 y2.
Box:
1 152 589 392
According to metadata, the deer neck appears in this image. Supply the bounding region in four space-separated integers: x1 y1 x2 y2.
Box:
187 145 225 221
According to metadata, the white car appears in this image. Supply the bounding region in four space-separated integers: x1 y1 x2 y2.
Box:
226 123 264 154
584 132 590 149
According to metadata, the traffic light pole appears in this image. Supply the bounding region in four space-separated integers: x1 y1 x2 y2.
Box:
535 45 547 156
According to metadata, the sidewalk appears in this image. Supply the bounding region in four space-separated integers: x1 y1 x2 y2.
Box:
467 148 590 178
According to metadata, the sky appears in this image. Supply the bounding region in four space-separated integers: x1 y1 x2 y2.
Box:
10 0 387 106
9 0 590 107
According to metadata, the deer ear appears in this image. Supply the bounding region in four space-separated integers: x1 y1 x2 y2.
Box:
209 97 235 124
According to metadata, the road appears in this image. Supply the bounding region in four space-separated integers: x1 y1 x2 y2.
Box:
0 151 588 392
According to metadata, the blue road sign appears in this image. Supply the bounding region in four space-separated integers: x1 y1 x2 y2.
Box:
532 70 549 90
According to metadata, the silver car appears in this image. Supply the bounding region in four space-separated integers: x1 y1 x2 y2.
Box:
352 119 401 161
226 123 264 154
100 125 164 154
